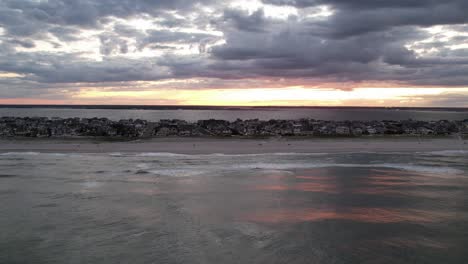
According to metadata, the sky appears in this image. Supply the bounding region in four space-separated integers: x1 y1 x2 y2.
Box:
0 0 468 106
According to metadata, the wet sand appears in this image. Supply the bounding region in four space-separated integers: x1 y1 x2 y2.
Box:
0 137 466 154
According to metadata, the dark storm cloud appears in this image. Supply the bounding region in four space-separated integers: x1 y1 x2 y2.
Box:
0 0 467 96
323 5 468 38
2 0 215 26
198 0 468 86
98 33 129 56
263 0 468 37
113 24 144 38
139 30 219 49
0 0 216 38
0 49 170 83
8 39 36 49
209 23 428 79
48 27 82 42
221 9 273 33
158 16 191 29
264 0 465 9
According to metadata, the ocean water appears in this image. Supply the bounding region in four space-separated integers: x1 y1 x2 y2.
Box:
1 107 467 121
1 150 468 263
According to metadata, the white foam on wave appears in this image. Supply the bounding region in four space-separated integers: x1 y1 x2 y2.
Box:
0 152 41 156
148 169 209 177
110 152 190 157
136 163 151 170
136 152 189 157
210 152 331 157
81 181 102 188
373 164 464 175
47 153 80 157
421 150 468 157
141 162 463 177
234 163 464 175
109 152 330 158
256 169 295 175
0 152 84 157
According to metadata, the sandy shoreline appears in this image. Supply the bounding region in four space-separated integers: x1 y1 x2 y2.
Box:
0 137 467 154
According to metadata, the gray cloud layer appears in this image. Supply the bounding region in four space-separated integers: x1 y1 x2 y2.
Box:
0 0 468 98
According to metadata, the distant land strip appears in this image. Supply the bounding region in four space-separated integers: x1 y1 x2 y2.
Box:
1 117 467 139
1 105 468 111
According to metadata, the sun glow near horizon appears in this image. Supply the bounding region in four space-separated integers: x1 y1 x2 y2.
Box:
50 87 467 107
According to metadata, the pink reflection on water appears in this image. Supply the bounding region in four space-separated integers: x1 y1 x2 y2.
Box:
264 170 439 195
244 207 458 224
382 237 450 249
255 182 338 193
295 175 330 181
354 187 403 195
342 237 450 258
253 173 338 193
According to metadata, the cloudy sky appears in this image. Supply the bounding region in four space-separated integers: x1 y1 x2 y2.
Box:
1 0 468 106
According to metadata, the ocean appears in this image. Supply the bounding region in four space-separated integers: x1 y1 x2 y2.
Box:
1 150 468 263
0 107 468 121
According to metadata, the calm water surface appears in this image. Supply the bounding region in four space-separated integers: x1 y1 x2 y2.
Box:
1 151 468 263
1 108 467 121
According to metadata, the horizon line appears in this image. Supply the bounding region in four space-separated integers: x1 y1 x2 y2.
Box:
0 104 468 110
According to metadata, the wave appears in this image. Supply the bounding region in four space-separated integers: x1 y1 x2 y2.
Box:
81 181 102 188
104 150 468 160
148 169 209 177
208 152 330 157
420 150 468 157
109 152 189 157
0 152 83 158
0 152 41 156
367 164 464 175
233 163 464 175
140 162 463 177
108 152 124 156
1 151 463 176
2 150 467 158
108 151 466 158
137 152 190 157
108 152 330 158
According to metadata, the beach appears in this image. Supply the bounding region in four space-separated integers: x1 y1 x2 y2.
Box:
1 137 466 154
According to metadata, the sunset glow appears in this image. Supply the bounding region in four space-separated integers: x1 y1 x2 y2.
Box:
1 0 467 106
48 87 468 106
